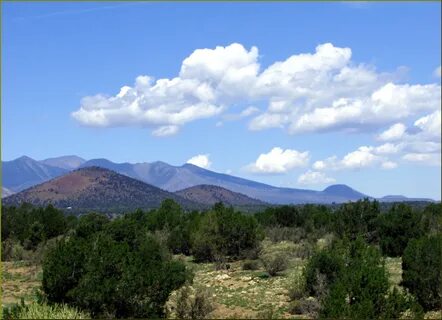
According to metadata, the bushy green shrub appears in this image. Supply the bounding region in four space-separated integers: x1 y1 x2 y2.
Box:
420 203 442 235
378 203 424 257
42 237 89 304
42 215 191 318
192 203 263 262
1 204 68 253
75 212 109 238
402 234 442 311
304 248 344 299
334 199 380 242
316 238 422 319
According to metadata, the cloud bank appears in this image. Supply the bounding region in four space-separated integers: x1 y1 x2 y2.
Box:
72 43 441 138
297 170 335 186
247 147 309 174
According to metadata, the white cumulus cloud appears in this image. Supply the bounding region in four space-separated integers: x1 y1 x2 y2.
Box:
72 43 258 136
313 146 397 171
381 161 398 170
186 154 212 169
377 123 407 141
297 170 335 185
374 143 403 155
341 146 380 169
247 147 309 174
402 153 441 166
414 110 441 140
71 42 441 138
152 125 180 137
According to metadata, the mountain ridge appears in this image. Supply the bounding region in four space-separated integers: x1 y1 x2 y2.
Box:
2 155 435 204
2 156 68 192
2 166 202 213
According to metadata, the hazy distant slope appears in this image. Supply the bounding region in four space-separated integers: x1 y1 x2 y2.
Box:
322 184 368 201
41 155 86 170
2 187 15 198
78 159 370 204
175 184 267 206
380 195 434 202
2 167 201 213
8 155 433 204
2 156 68 192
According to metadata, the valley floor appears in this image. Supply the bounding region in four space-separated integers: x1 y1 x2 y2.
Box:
2 244 441 319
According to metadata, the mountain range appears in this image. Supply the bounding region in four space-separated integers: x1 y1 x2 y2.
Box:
2 167 202 213
2 155 434 204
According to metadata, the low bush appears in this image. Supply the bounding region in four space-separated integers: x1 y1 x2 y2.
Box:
294 240 314 259
304 248 344 299
1 239 25 261
242 259 261 270
261 253 288 276
265 227 305 243
288 271 306 301
288 297 320 317
402 234 442 311
257 305 277 319
166 285 213 319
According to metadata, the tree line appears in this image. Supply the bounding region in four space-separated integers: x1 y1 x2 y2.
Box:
1 199 441 318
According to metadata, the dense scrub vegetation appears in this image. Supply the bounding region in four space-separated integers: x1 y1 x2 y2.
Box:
2 199 441 319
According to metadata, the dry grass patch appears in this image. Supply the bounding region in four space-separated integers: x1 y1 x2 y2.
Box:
170 255 304 319
1 261 42 307
385 256 402 289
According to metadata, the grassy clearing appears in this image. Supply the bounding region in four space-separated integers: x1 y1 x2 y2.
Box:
2 244 441 319
385 256 403 290
1 261 42 308
170 241 309 319
171 242 442 319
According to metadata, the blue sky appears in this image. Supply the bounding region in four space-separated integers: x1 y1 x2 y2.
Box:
2 2 441 199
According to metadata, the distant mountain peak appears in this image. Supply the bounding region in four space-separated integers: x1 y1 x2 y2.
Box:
3 166 201 213
16 155 33 161
5 155 433 205
323 184 368 200
3 156 68 192
176 184 266 207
